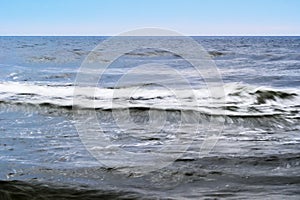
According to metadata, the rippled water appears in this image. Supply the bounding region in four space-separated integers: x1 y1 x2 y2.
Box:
0 36 300 199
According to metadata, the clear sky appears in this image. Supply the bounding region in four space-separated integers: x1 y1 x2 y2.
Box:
1 0 300 36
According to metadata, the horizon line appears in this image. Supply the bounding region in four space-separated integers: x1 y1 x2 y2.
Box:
1 34 300 37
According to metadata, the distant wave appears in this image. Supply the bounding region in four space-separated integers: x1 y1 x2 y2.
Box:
124 48 182 58
208 50 226 57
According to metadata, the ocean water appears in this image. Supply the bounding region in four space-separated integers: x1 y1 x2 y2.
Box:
0 36 300 199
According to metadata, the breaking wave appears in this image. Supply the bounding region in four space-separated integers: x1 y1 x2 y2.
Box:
0 81 299 119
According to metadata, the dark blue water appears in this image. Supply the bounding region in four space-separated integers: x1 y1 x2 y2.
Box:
0 36 300 199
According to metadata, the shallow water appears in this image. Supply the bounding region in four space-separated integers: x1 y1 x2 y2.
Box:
0 36 300 199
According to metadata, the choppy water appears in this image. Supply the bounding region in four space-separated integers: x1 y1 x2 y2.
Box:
0 36 300 199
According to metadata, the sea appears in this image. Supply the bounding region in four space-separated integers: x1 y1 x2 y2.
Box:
0 36 300 199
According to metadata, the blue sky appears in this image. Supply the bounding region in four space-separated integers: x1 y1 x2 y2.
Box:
1 0 300 35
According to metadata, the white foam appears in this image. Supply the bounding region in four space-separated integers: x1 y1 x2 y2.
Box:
0 81 299 117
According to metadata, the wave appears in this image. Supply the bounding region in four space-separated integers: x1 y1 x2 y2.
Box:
1 153 299 199
124 48 182 58
0 81 299 118
24 48 184 64
0 180 142 200
208 50 226 57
